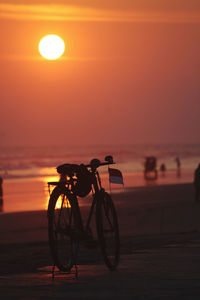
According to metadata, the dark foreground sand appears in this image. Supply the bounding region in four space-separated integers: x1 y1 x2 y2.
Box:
1 183 200 299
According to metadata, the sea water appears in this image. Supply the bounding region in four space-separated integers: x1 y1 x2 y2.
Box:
0 144 199 213
0 144 199 180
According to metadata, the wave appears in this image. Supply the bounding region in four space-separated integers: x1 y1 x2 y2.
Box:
0 144 199 179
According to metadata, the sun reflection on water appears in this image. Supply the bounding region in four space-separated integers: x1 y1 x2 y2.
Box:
43 176 72 210
43 176 60 210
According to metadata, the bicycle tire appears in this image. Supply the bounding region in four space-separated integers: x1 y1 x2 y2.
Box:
47 186 79 272
96 191 120 270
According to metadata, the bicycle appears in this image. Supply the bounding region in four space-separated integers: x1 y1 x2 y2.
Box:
47 155 120 276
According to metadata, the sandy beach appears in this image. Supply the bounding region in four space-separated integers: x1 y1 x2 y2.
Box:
1 180 200 299
0 181 198 243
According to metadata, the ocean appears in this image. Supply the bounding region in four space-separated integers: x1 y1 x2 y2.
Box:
0 144 199 213
0 144 199 180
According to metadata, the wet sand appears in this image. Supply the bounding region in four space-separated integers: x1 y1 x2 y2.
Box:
2 168 194 213
1 182 200 299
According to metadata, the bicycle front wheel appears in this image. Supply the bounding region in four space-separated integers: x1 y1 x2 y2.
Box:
96 191 120 270
48 186 79 272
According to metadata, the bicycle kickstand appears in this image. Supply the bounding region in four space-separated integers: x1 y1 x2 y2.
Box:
51 263 55 281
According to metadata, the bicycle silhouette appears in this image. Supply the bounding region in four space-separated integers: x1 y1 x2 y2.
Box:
47 156 120 276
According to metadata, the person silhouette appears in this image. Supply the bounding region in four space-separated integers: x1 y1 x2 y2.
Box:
194 164 200 203
175 157 181 177
160 163 166 177
0 176 3 212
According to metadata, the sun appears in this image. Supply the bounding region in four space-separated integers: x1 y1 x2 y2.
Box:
38 35 65 60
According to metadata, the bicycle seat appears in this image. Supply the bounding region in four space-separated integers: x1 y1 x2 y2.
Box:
57 164 80 176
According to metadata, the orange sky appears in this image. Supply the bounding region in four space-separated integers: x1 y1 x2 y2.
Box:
0 0 200 146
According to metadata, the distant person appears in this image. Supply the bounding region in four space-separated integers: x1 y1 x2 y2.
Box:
0 176 3 212
160 163 166 172
175 157 181 177
175 157 181 169
160 163 166 177
194 164 200 203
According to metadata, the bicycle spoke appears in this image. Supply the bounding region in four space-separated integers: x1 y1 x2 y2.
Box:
48 188 79 272
96 192 120 270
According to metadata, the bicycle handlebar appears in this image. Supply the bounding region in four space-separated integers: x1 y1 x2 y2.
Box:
85 161 115 168
57 156 115 175
85 157 115 170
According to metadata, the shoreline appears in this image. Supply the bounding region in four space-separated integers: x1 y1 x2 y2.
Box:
0 168 195 214
0 181 194 215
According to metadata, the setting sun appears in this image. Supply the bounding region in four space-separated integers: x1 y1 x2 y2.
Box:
38 35 65 60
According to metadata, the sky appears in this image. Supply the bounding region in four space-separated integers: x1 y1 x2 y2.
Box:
0 0 200 146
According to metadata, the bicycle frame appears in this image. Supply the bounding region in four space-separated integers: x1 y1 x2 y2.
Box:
48 156 115 240
48 168 104 239
84 169 103 235
67 168 104 237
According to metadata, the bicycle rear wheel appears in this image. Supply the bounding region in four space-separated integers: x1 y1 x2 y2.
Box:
48 186 79 272
96 191 120 270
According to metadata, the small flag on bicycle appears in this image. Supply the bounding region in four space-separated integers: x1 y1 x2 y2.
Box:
108 168 124 185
